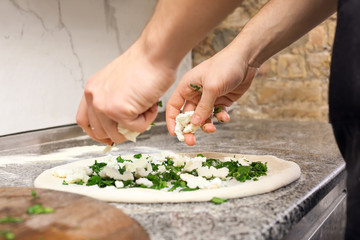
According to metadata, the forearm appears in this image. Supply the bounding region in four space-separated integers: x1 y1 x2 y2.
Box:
231 0 337 67
136 0 242 69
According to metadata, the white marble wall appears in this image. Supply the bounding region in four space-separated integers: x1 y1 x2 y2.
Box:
0 0 191 136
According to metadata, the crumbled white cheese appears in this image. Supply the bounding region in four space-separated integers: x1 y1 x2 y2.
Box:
65 173 90 184
99 166 123 180
117 125 152 143
104 157 120 169
180 173 208 189
136 178 153 187
52 168 72 178
204 177 222 189
180 173 223 189
157 165 166 173
115 180 124 188
161 151 177 159
174 111 200 141
197 166 229 179
135 163 153 178
173 154 189 167
52 166 92 184
183 156 206 172
119 171 135 181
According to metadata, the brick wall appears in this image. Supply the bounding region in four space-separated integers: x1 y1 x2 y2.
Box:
192 1 336 122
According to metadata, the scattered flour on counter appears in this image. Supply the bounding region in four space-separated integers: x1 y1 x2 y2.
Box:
0 145 119 165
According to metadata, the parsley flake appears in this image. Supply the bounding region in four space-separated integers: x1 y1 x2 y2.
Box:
0 217 23 224
210 197 228 204
74 180 84 185
31 189 38 199
190 83 201 91
0 230 15 240
213 106 222 114
27 204 55 215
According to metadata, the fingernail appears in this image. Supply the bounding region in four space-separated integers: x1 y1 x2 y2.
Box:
192 114 201 125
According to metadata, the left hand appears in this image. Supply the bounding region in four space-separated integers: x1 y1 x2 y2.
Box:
166 46 258 146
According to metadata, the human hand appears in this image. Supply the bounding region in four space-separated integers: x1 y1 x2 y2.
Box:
166 46 258 146
76 43 177 145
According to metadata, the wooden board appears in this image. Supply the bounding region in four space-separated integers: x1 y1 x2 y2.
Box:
0 187 149 240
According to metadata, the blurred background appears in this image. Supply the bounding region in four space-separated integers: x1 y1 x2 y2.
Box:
194 0 336 123
0 0 335 136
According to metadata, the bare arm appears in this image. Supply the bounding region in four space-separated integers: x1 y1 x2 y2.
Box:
139 0 243 69
166 0 337 145
76 0 242 145
236 0 337 67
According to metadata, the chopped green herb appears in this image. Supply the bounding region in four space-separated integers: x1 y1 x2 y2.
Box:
86 175 115 188
118 166 126 174
151 122 156 126
89 160 107 175
151 163 159 171
196 154 205 157
133 153 142 159
116 156 125 163
190 83 201 91
27 204 54 215
210 197 228 204
202 158 222 168
180 187 200 192
74 180 84 185
31 189 38 199
157 100 163 107
0 217 23 224
168 180 187 191
213 106 222 114
62 180 69 185
0 230 15 240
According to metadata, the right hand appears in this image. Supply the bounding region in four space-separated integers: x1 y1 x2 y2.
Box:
76 42 177 145
166 46 258 146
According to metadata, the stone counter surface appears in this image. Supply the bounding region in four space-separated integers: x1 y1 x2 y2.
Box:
0 119 345 239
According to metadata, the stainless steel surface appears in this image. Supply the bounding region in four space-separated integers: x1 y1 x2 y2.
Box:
284 172 346 240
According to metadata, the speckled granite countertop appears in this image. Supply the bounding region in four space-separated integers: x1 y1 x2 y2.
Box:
0 119 345 240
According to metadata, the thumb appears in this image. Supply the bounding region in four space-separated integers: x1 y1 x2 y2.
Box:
191 90 216 126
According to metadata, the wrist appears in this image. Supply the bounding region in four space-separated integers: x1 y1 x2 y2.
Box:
134 28 187 71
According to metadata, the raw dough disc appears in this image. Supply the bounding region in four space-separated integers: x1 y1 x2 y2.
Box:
34 152 301 203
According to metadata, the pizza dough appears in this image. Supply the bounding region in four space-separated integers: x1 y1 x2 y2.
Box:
34 152 301 203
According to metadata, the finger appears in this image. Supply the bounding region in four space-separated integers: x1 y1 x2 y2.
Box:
76 96 90 130
183 133 196 146
87 104 109 140
191 89 216 126
76 97 112 145
166 90 186 136
214 105 230 123
97 113 128 144
201 117 217 133
117 103 158 133
182 101 197 112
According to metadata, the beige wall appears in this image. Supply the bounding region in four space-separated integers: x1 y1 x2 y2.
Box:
192 0 336 122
